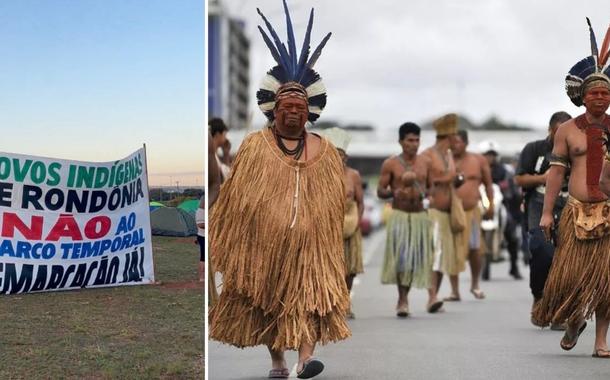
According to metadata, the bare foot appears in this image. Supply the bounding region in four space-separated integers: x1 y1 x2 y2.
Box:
470 288 485 299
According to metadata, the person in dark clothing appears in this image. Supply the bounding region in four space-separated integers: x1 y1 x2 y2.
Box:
480 142 523 280
514 111 571 329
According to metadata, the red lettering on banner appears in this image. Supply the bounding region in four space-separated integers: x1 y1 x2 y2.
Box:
46 214 83 241
84 216 111 239
1 212 44 239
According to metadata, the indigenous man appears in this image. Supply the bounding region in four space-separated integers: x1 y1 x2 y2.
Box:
534 18 610 358
449 129 494 300
209 118 231 181
378 122 444 317
420 114 459 301
514 111 571 328
209 3 349 378
324 127 364 320
480 141 523 280
207 131 221 306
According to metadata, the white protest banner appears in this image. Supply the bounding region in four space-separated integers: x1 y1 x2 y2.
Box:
0 147 154 294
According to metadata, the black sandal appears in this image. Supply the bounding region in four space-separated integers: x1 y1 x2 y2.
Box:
297 358 324 379
560 321 587 351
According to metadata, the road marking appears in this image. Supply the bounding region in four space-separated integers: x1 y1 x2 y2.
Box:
362 228 386 266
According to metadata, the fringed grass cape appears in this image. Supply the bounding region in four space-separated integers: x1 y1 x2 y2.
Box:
209 128 351 350
208 261 218 307
381 209 434 288
533 198 610 326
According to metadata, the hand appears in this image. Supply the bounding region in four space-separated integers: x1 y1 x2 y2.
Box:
539 212 554 242
222 139 231 155
540 171 549 185
393 188 404 199
483 204 494 220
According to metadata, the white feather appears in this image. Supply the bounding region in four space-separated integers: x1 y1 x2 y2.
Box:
308 105 322 114
259 101 276 112
306 79 326 98
260 75 281 92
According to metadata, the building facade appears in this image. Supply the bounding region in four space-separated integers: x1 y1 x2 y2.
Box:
208 0 250 130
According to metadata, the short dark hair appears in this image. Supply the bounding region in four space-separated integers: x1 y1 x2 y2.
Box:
548 111 571 128
457 129 469 144
209 118 228 136
399 122 421 140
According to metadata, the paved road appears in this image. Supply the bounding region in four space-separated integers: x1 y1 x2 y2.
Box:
208 228 610 380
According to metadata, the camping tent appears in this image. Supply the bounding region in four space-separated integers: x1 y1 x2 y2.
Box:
177 199 199 214
150 207 197 237
149 201 165 212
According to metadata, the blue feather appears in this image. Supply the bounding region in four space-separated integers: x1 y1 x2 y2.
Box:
300 68 320 88
282 0 297 79
569 56 597 79
307 32 332 69
296 8 314 81
257 8 291 73
257 26 282 66
587 17 599 58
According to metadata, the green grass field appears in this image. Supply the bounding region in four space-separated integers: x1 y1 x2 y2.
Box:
0 236 204 379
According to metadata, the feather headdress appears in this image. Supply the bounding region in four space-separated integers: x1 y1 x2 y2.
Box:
565 18 610 106
256 0 331 123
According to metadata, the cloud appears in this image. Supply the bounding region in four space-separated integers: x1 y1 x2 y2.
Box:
219 0 609 129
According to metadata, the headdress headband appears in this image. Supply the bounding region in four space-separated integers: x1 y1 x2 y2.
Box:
256 0 331 123
565 18 610 106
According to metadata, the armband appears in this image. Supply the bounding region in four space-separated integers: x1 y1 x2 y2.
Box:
549 153 570 168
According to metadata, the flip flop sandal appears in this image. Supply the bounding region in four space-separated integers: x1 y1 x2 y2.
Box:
268 368 290 378
297 358 324 379
427 301 444 314
560 321 587 351
470 289 486 299
592 349 610 358
443 295 461 302
396 305 410 318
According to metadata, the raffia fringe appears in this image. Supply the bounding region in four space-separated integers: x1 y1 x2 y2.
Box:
207 260 218 307
209 129 351 348
209 289 350 350
429 209 463 275
381 210 434 288
533 203 610 326
344 228 364 275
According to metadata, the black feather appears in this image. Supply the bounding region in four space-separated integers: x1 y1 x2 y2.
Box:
307 32 332 69
569 56 597 79
587 17 599 59
297 8 315 81
257 8 291 73
257 26 283 66
300 68 321 88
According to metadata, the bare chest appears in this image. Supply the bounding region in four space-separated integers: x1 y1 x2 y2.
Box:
455 155 481 178
567 130 587 159
392 159 426 185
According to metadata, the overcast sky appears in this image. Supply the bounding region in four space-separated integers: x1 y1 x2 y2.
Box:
219 0 609 130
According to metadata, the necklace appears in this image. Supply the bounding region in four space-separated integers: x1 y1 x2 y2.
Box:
272 127 307 160
433 145 449 171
